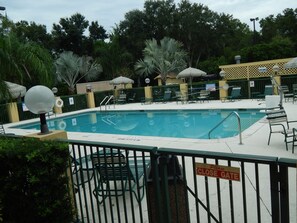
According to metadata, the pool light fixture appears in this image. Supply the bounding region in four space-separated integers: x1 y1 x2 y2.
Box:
24 85 55 134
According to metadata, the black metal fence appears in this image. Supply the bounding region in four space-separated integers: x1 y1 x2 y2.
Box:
68 140 297 223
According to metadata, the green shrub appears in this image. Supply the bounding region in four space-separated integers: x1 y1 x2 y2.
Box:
0 137 74 223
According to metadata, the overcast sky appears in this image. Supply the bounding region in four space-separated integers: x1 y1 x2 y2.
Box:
1 0 297 33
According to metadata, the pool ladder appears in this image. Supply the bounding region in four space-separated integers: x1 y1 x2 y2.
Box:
208 111 243 145
100 95 114 111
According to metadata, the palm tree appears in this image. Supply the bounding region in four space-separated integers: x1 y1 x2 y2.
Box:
0 29 54 101
55 51 103 94
135 37 188 85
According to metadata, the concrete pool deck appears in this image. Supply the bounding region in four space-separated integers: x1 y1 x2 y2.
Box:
6 99 297 159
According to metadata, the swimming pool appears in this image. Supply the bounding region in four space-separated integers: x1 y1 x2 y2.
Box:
13 109 265 139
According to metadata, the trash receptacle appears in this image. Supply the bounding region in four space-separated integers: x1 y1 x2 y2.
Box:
147 155 189 223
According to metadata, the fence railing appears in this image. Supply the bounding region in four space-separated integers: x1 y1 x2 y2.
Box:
68 139 297 223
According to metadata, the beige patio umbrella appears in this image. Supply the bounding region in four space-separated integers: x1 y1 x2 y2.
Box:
5 81 27 99
109 76 134 88
176 67 207 91
284 57 297 69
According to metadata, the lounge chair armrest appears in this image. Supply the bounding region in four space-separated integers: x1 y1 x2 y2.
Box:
270 123 287 132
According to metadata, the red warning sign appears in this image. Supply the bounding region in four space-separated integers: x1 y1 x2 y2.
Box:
195 163 240 181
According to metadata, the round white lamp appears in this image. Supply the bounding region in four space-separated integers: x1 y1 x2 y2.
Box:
86 84 92 93
52 87 58 95
272 64 280 75
145 78 150 86
24 85 55 134
219 70 226 79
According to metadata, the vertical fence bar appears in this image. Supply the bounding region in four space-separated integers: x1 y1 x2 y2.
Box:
83 145 96 222
270 162 280 223
255 163 261 222
149 151 163 223
172 155 180 222
192 156 200 223
203 157 211 223
279 164 289 223
181 156 191 223
215 159 222 223
240 161 248 223
159 155 171 223
228 160 235 223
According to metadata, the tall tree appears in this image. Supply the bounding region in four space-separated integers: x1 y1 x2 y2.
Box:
51 13 89 55
117 9 148 60
94 35 134 80
261 8 297 51
135 37 187 85
55 51 102 94
12 21 52 49
142 0 176 40
89 21 108 41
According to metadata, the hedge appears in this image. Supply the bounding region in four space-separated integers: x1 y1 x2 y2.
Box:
0 136 74 223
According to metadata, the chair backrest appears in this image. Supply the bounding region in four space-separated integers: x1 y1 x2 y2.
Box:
92 153 131 181
280 85 289 93
163 90 172 100
129 93 136 100
265 107 288 125
293 84 297 93
231 87 241 97
199 90 210 96
119 94 126 99
264 85 273 95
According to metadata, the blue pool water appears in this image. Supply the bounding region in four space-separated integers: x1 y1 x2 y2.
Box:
13 109 265 139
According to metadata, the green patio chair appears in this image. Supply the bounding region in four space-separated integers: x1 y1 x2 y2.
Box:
117 93 127 104
256 85 273 100
221 87 241 102
72 154 94 186
265 106 297 152
196 90 210 103
154 90 172 103
280 85 293 102
92 152 150 204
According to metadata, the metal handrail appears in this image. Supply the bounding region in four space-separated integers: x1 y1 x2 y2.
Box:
208 111 243 144
99 96 109 111
105 95 114 110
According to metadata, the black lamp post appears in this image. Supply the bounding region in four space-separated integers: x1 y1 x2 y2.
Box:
250 17 259 44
